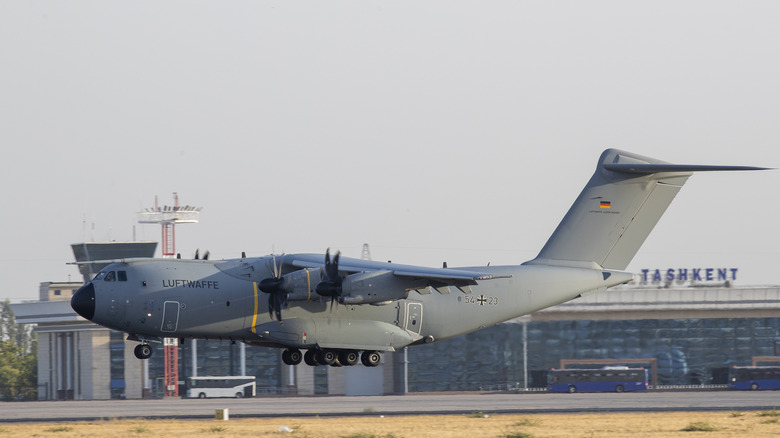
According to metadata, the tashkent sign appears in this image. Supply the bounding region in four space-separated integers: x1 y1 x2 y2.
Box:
640 268 738 283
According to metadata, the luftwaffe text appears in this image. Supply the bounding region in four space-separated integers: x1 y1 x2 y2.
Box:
162 279 220 289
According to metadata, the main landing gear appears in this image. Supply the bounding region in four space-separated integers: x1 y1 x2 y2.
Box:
134 343 153 360
281 348 303 365
281 347 382 367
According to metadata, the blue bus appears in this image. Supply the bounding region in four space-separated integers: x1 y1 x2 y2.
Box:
729 366 780 391
548 367 649 393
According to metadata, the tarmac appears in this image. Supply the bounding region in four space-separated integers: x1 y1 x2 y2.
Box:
2 390 779 423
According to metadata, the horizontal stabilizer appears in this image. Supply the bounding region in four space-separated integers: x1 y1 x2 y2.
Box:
605 163 771 174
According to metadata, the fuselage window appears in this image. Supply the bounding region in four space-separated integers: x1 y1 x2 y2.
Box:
118 271 127 282
104 271 116 281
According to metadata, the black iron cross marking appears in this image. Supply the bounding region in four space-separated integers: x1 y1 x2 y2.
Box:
477 295 487 306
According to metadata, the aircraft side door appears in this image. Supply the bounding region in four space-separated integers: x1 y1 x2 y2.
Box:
404 302 423 335
161 300 180 333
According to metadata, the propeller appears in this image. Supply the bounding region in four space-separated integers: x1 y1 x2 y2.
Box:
258 254 287 323
193 249 210 260
315 248 343 302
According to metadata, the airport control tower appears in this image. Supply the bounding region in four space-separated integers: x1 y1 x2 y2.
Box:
137 193 202 258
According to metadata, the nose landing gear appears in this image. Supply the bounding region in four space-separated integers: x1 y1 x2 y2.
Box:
134 343 153 360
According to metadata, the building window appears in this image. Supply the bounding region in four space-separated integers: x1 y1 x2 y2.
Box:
110 331 126 399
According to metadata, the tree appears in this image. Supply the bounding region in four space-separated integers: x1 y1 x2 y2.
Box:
0 300 37 400
0 299 17 343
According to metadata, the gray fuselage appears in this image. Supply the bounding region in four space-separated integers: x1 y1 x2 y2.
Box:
84 255 629 352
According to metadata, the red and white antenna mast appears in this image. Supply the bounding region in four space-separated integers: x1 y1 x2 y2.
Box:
137 192 202 258
136 193 202 397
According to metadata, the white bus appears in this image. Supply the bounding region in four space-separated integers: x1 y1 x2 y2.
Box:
186 376 256 398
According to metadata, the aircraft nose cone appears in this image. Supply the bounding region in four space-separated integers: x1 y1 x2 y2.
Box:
71 282 95 320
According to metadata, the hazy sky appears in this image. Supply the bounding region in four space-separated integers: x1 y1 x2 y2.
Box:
2 1 778 302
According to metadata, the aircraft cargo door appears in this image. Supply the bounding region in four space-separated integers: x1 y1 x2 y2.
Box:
404 302 423 335
161 301 180 333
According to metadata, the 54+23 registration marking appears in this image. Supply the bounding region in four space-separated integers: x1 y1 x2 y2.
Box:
462 295 499 306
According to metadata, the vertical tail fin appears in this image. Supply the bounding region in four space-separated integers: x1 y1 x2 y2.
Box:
525 149 767 271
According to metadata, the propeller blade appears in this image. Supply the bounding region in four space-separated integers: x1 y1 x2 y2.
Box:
323 248 341 281
268 294 275 319
194 249 200 260
279 292 288 315
332 251 340 277
267 290 287 323
263 254 289 322
202 251 209 260
316 248 343 298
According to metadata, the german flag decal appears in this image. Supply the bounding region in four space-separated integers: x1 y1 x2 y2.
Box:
600 201 611 209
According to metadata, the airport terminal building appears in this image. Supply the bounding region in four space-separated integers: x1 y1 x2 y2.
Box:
408 282 780 391
12 259 780 399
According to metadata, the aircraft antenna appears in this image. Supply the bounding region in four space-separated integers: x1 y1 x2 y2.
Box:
137 193 202 258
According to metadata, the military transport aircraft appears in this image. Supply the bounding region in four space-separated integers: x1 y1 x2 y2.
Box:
71 149 767 367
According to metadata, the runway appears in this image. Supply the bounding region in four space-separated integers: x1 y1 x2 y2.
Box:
2 391 779 423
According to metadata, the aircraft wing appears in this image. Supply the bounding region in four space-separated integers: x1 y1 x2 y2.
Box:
391 267 507 284
289 253 509 292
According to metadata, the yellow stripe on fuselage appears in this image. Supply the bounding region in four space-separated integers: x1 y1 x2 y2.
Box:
251 281 258 334
306 269 311 301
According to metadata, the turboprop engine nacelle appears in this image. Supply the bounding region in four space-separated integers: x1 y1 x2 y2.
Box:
339 270 410 305
281 268 322 301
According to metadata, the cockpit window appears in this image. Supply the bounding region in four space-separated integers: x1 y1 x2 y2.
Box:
118 271 127 282
94 272 106 281
104 271 116 281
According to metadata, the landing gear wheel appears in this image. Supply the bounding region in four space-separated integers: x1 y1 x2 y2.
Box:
304 349 319 366
282 348 303 365
288 348 302 365
339 351 360 366
134 343 153 360
317 349 338 365
361 350 382 367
